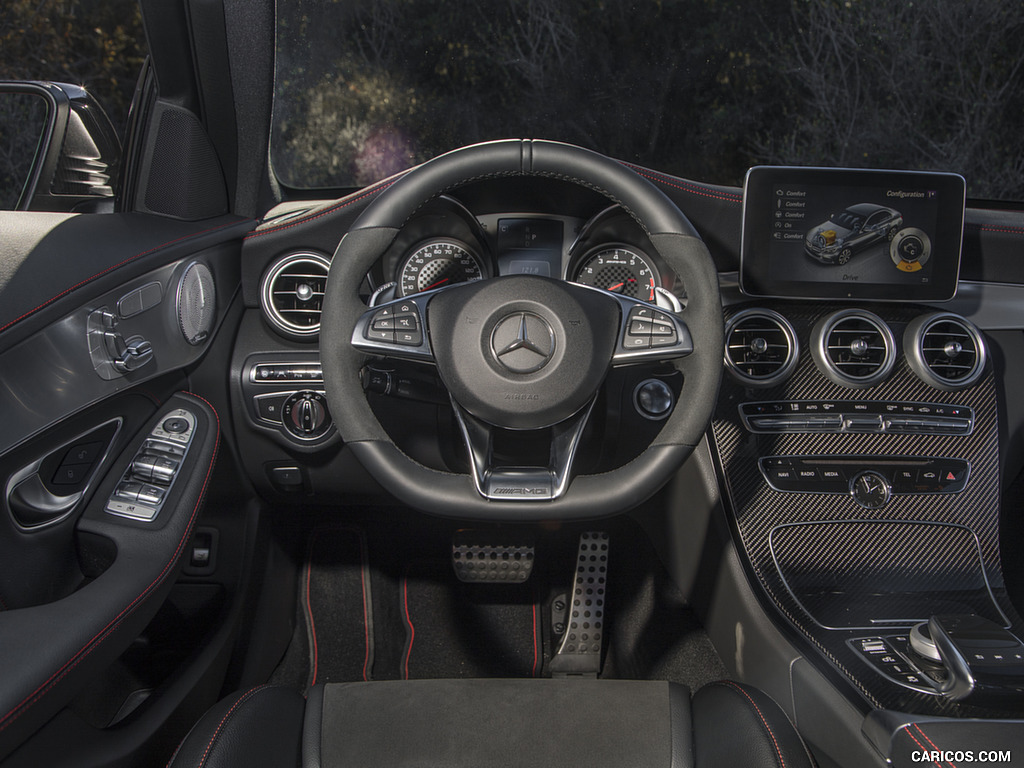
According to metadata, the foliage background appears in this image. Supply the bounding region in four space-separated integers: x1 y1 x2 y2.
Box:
1 0 1022 200
274 0 1024 199
0 0 146 130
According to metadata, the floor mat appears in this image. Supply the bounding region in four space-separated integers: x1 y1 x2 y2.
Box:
601 528 728 690
401 561 541 679
303 527 374 685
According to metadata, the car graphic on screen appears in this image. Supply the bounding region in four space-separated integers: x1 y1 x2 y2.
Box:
804 203 903 265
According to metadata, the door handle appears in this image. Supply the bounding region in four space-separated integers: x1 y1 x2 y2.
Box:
8 472 82 528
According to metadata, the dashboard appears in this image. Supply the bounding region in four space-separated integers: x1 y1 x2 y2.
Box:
228 163 1024 726
2 155 1023 764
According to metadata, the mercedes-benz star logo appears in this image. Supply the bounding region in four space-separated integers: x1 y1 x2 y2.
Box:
490 312 555 374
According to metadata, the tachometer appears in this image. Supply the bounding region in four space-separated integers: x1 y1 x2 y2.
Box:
398 240 485 296
573 246 659 302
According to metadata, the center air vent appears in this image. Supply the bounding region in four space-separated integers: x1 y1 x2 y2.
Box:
811 309 895 388
260 252 331 339
904 312 987 390
724 308 799 387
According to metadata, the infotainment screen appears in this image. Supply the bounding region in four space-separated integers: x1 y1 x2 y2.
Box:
740 166 965 301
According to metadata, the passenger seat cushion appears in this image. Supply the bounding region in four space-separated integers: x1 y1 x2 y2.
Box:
691 681 815 768
166 685 304 768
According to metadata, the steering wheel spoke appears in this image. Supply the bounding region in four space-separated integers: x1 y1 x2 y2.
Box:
452 396 597 502
609 294 694 364
351 292 436 362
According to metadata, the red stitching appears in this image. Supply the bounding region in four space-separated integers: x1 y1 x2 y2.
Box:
358 542 371 682
914 724 957 768
244 179 398 240
0 393 220 731
0 220 247 336
305 534 320 687
718 681 787 768
531 604 539 678
905 726 944 768
622 163 743 204
193 685 270 768
402 570 415 680
974 226 1024 236
304 528 372 684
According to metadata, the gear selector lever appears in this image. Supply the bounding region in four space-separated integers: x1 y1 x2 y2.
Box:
919 614 1024 707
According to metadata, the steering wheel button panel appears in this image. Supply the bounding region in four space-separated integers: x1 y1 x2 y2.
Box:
106 408 197 522
355 295 434 361
614 298 692 361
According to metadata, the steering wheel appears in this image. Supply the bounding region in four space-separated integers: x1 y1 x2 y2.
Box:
320 140 722 520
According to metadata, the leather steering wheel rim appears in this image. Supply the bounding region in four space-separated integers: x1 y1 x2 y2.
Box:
320 139 723 520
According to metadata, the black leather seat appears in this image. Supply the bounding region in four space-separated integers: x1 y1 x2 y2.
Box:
167 678 815 768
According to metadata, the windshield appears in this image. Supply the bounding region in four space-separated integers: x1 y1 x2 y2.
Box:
272 0 1024 200
832 212 864 230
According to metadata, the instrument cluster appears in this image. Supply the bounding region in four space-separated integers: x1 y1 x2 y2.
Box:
368 197 683 310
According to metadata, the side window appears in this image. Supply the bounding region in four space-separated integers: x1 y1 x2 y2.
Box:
0 91 51 209
1 1 145 211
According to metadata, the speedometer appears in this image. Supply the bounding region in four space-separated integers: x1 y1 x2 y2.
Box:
573 246 659 302
398 240 485 296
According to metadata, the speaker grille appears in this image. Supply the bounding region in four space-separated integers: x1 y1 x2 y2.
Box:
141 104 227 220
724 308 799 387
176 262 216 345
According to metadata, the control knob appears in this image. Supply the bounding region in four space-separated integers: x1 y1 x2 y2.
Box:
281 391 332 439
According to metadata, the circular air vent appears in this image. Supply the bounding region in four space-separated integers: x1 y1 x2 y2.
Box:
811 309 896 388
724 308 799 387
904 312 986 390
260 252 331 338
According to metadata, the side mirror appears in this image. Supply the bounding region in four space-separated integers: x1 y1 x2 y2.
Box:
0 81 121 212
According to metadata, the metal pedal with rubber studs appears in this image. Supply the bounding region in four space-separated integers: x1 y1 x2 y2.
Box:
550 531 608 676
451 531 535 583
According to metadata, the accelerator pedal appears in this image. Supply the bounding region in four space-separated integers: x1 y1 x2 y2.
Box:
550 531 609 676
452 531 535 583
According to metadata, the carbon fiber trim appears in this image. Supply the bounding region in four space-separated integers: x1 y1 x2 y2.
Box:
712 302 1022 716
769 520 1007 629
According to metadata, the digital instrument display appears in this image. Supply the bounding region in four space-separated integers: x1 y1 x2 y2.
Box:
740 166 965 301
496 218 563 277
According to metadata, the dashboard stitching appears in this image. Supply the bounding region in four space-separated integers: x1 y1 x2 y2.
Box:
0 219 248 337
246 179 399 239
622 163 744 204
0 393 220 732
967 224 1024 236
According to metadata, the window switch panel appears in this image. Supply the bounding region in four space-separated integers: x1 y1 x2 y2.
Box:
106 408 196 523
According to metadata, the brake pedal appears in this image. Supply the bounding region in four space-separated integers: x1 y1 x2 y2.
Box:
451 531 535 583
550 531 608 676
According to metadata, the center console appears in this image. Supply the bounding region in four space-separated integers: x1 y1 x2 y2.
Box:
712 299 1021 718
